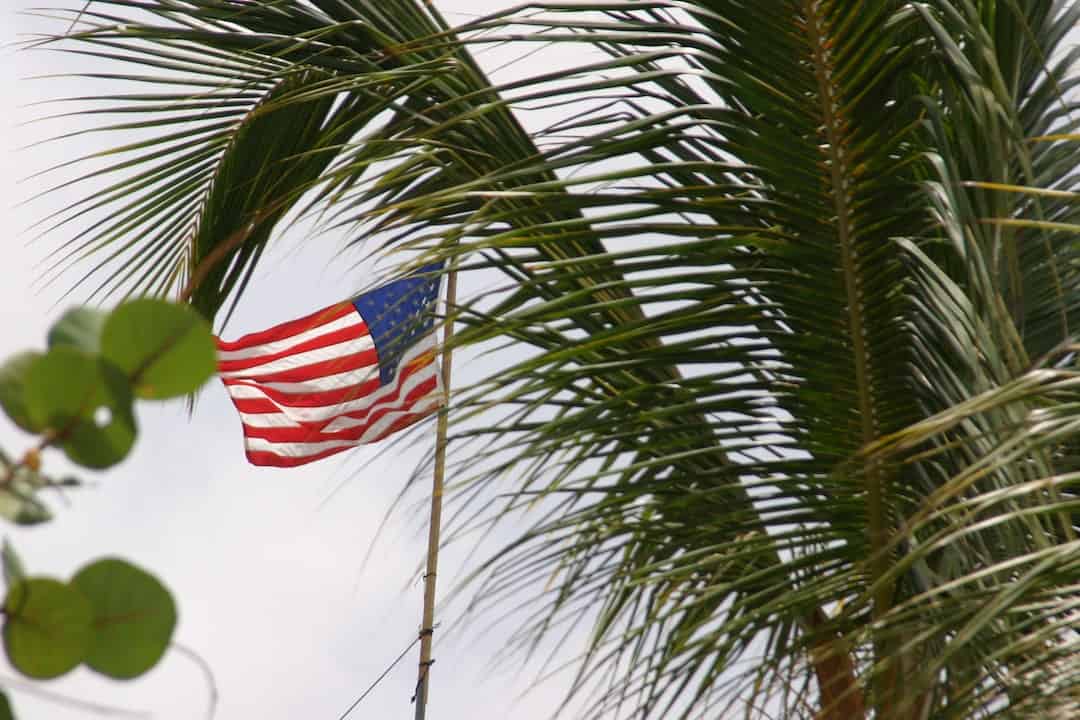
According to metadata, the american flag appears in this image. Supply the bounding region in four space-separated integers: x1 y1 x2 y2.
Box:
216 264 444 467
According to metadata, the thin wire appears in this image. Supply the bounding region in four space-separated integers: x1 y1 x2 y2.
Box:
0 673 150 717
337 636 421 720
171 642 219 720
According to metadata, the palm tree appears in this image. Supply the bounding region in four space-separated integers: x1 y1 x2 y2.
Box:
29 1 1080 717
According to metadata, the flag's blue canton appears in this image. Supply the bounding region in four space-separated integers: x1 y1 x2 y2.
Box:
352 262 444 385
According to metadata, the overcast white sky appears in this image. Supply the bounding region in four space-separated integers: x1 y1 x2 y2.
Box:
0 3 592 719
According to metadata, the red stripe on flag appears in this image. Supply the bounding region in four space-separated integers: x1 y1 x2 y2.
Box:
215 302 356 351
223 354 432 408
244 445 353 468
223 350 378 386
365 411 436 444
239 376 440 442
242 409 436 467
216 323 370 372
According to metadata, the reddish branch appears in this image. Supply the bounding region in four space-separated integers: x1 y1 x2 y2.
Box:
807 608 865 720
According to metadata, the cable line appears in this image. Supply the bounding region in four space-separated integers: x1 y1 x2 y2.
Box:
337 636 420 720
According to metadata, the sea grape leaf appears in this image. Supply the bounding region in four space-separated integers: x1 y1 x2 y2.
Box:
3 578 93 679
73 558 177 679
101 300 216 400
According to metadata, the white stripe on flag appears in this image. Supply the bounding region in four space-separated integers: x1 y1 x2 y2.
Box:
226 363 381 394
242 437 358 459
241 396 443 459
218 335 375 378
229 357 439 425
319 367 440 431
216 313 365 362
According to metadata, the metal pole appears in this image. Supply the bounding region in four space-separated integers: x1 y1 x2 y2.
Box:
414 266 457 720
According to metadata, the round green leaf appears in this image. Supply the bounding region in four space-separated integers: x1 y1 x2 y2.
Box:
0 690 13 720
72 558 177 679
0 352 45 433
3 578 93 679
47 307 108 354
23 348 136 469
101 299 216 400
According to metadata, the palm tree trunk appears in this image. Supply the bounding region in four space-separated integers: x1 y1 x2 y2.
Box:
807 608 865 720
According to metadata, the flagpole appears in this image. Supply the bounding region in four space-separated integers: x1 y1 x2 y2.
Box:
414 264 457 720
